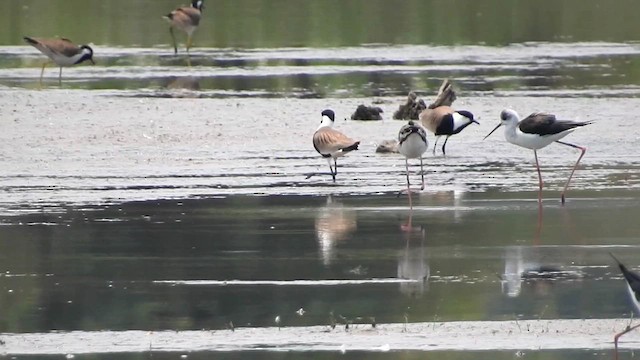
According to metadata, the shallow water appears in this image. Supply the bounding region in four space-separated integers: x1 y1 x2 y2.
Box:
2 194 640 359
2 3 640 359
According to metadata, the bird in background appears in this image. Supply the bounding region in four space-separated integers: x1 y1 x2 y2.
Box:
484 109 592 205
419 106 478 155
312 109 360 183
610 253 640 360
23 36 95 87
163 0 204 54
398 121 428 209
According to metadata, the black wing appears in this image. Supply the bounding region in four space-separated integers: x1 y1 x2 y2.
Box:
611 253 640 301
519 112 591 136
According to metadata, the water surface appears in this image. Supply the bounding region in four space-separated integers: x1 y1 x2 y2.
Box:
2 1 640 359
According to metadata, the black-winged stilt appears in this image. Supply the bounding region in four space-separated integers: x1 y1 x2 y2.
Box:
484 109 592 204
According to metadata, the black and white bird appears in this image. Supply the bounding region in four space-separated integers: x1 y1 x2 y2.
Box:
23 36 95 87
610 253 640 360
164 0 204 54
484 109 592 204
419 106 478 155
398 121 428 209
312 109 360 182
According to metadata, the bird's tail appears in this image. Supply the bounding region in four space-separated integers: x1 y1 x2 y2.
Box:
610 252 627 271
162 13 174 21
23 36 38 45
342 141 360 152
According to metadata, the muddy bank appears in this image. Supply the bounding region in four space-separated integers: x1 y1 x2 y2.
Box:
0 319 636 354
0 89 639 213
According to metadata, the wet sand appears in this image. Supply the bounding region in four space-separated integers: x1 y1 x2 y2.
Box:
1 319 638 354
1 88 639 213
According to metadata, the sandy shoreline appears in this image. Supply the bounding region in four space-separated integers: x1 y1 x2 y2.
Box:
1 88 638 213
1 319 639 354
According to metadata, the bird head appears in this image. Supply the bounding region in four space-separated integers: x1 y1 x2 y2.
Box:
484 108 519 140
456 110 479 125
319 109 336 128
79 45 95 65
192 0 204 11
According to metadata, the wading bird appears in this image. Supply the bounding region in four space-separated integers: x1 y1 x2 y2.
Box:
312 109 360 183
164 0 204 54
398 121 428 209
419 106 477 155
484 109 592 204
23 36 94 87
610 253 640 360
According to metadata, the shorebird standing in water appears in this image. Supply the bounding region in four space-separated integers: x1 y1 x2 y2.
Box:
610 253 640 360
484 109 592 204
23 36 95 87
312 109 360 183
419 106 477 155
398 121 428 209
163 0 204 54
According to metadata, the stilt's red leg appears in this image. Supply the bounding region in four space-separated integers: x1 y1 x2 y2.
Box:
613 323 640 360
405 158 412 210
534 150 543 204
556 141 586 205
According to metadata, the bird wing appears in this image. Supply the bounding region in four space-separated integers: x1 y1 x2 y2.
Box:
175 7 201 26
619 264 640 300
49 38 82 57
519 112 591 136
519 113 558 135
611 254 640 302
26 37 81 58
419 106 453 133
313 128 358 155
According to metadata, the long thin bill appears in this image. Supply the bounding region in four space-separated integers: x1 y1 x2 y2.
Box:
483 124 502 140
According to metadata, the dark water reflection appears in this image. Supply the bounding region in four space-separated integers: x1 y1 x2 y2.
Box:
5 350 616 360
2 0 640 48
4 43 640 96
2 3 640 358
1 193 639 336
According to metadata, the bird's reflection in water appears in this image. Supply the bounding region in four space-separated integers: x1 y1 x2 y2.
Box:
501 245 582 298
499 174 584 299
431 190 465 223
502 203 545 297
314 195 357 266
166 76 200 90
502 246 527 297
397 210 430 297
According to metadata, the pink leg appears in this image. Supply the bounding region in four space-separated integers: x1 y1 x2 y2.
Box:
614 323 640 360
405 158 412 210
556 141 586 205
534 200 543 246
401 207 414 232
534 150 543 204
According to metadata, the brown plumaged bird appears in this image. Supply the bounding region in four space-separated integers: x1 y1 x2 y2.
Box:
23 36 95 87
163 0 204 54
419 106 478 155
312 109 360 182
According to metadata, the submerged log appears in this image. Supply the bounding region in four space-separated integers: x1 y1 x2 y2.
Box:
392 91 427 120
428 79 456 109
381 79 457 153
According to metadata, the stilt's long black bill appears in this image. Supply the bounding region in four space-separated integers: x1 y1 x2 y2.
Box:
483 123 502 140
